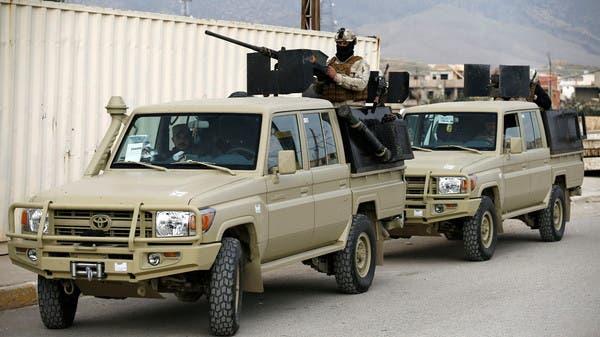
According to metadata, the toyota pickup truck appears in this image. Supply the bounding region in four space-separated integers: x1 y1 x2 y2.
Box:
397 100 584 261
6 96 411 336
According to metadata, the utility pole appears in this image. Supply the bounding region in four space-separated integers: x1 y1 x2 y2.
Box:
301 0 320 30
547 52 552 101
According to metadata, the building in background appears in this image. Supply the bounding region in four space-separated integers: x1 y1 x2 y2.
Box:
538 73 560 110
404 64 464 106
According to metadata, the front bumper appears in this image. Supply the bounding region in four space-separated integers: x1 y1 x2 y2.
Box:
404 198 481 224
7 201 221 282
8 241 221 282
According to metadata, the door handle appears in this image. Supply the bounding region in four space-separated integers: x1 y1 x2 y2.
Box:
339 180 347 188
300 187 309 195
521 164 527 169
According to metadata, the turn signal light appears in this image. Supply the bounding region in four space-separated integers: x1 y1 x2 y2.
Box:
202 210 215 232
21 210 28 226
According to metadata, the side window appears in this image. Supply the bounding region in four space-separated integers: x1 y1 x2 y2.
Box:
268 115 302 172
530 111 543 148
521 111 543 150
321 112 339 165
503 114 521 150
303 113 327 167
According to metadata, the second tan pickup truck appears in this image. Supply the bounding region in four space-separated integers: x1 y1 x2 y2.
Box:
398 101 584 261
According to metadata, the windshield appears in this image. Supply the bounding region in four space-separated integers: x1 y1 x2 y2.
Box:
404 112 497 151
111 113 262 170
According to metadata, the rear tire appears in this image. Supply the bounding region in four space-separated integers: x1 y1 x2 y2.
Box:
333 214 377 294
38 276 80 329
537 185 566 242
462 196 497 261
208 237 244 336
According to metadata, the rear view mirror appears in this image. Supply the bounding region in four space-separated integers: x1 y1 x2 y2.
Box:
509 137 523 154
278 150 297 175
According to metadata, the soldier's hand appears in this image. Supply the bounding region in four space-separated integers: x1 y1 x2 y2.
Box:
326 66 337 80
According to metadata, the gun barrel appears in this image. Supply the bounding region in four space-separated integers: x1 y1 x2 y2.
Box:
205 30 279 60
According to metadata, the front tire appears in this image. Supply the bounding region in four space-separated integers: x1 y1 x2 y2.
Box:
536 185 566 242
208 237 244 336
333 214 377 294
462 196 498 261
38 276 80 329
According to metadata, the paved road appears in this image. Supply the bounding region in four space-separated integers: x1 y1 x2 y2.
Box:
1 202 599 337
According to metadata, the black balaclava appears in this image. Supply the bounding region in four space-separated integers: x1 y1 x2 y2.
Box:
336 42 355 62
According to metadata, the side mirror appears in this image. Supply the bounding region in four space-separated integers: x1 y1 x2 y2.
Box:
277 150 297 175
508 137 523 154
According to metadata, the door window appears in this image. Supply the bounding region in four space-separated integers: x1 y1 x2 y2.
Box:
303 113 327 167
521 111 543 150
503 114 521 150
268 115 303 172
321 112 339 165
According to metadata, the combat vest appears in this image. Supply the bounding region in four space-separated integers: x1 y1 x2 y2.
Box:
320 55 368 103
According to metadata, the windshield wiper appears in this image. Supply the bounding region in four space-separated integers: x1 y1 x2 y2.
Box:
123 161 169 172
411 146 433 152
175 160 236 176
434 145 482 154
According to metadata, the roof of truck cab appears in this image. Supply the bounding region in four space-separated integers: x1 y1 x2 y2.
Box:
132 97 334 114
403 100 539 114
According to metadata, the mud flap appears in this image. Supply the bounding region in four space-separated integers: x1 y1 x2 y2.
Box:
376 222 387 266
242 257 264 293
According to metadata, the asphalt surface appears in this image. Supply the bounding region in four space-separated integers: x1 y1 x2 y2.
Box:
1 201 599 337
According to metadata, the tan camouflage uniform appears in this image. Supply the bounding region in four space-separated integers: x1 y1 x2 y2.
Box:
317 28 371 106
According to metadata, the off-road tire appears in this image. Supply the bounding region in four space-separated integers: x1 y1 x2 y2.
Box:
38 276 80 329
333 214 377 294
175 291 202 303
208 237 243 336
462 196 498 261
537 185 566 242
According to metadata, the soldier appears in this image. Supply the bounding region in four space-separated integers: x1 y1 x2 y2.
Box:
316 28 370 105
528 73 552 111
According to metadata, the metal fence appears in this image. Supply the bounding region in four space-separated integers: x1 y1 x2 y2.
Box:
0 0 381 240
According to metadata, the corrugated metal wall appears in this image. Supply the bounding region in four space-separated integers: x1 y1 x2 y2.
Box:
0 0 380 240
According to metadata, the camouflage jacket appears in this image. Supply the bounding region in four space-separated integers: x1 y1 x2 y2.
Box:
329 55 370 91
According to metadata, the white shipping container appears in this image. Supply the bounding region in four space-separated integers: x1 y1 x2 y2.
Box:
0 0 380 240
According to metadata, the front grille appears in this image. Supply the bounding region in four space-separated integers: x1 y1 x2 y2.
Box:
54 225 152 238
406 176 426 198
54 210 152 222
52 210 153 238
406 176 437 199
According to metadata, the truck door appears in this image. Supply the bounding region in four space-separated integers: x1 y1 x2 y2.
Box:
264 114 315 260
502 113 530 212
519 110 552 205
301 111 351 247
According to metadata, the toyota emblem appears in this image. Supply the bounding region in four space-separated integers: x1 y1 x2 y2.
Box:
90 214 112 231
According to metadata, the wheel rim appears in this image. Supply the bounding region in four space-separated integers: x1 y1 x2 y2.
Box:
355 232 372 278
553 199 563 231
480 211 494 249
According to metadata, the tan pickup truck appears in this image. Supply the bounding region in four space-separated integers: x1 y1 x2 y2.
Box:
7 96 410 336
398 101 584 261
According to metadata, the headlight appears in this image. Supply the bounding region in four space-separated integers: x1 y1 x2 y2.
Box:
154 208 216 237
155 211 195 237
21 209 49 233
437 176 476 194
438 177 466 194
